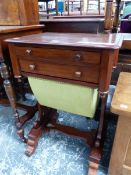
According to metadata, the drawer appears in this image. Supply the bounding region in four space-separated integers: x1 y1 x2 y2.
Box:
19 59 100 84
15 46 101 65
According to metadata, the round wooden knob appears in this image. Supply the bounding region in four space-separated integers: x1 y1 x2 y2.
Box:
74 54 81 61
75 71 81 78
29 64 36 71
26 49 32 55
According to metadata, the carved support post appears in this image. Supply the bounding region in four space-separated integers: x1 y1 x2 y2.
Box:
95 91 108 147
88 91 108 174
112 0 121 33
104 0 113 32
0 62 27 143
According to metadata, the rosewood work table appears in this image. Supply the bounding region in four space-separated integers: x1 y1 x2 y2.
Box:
4 32 123 173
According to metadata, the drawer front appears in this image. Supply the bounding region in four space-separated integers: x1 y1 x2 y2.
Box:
19 59 99 83
15 46 101 65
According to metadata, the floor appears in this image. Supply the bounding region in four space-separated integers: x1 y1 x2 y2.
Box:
0 96 116 175
0 85 116 175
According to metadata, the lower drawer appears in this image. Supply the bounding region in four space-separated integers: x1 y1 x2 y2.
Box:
19 59 100 84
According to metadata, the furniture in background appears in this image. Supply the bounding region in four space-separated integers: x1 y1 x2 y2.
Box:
112 0 121 32
0 25 43 142
111 34 131 85
0 0 44 144
0 0 39 25
39 0 58 18
65 0 83 15
120 15 131 33
87 0 101 15
109 72 131 175
5 32 122 174
53 14 105 18
40 18 105 33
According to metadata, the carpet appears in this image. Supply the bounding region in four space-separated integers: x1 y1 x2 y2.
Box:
0 100 116 175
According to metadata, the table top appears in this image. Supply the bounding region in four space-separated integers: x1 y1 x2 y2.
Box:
0 25 43 34
6 32 123 50
111 72 131 117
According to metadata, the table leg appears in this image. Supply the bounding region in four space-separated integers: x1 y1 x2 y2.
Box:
88 91 108 174
0 62 37 142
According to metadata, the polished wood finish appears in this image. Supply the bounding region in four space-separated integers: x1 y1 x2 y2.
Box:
19 59 100 83
0 25 43 61
0 0 39 25
15 46 101 64
109 72 131 175
6 32 123 173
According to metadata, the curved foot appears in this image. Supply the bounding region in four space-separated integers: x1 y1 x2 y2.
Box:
88 147 101 175
25 121 43 156
88 161 99 175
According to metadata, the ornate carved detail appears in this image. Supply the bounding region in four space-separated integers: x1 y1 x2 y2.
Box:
0 62 38 143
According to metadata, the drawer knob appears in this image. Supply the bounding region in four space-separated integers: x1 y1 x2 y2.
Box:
29 64 36 71
75 71 81 78
74 54 81 61
26 49 32 55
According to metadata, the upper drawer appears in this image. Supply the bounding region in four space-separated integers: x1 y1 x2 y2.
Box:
15 46 101 65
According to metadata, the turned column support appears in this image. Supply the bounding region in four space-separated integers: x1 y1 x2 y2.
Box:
0 62 27 143
95 90 108 147
88 90 108 175
104 0 113 32
112 0 121 33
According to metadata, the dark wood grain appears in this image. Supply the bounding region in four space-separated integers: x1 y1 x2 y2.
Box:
0 0 39 25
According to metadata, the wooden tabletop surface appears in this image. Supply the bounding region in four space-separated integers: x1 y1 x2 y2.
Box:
6 32 123 49
0 25 43 34
111 72 131 117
